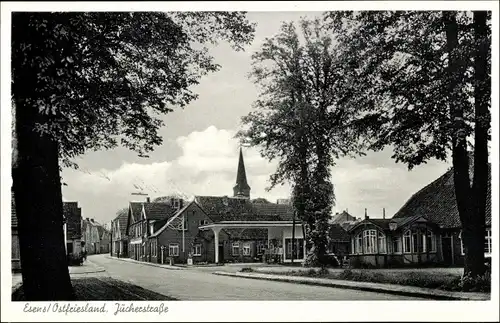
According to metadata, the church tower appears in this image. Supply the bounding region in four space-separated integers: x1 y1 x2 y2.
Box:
233 147 251 199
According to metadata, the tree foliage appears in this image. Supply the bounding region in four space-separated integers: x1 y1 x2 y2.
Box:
323 11 491 277
12 12 255 166
11 11 255 301
238 18 364 266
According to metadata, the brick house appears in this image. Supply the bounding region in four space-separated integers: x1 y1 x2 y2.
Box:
392 164 492 266
126 199 176 262
111 209 129 257
328 224 351 259
63 202 83 258
11 193 83 271
148 200 229 264
348 164 491 268
81 218 103 254
98 226 111 254
223 228 267 263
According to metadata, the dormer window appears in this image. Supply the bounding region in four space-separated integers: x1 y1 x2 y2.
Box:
173 199 180 210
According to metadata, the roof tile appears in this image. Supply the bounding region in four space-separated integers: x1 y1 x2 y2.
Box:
393 166 491 229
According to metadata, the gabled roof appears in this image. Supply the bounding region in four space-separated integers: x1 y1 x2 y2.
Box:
194 196 294 222
129 202 143 223
143 202 174 221
393 165 491 229
328 224 350 241
114 209 129 236
150 200 197 237
97 226 106 237
347 218 393 232
331 211 356 224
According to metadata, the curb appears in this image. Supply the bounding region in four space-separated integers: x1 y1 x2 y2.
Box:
70 268 106 275
213 272 490 301
105 256 184 271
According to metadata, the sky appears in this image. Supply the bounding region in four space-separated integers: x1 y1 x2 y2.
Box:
60 11 452 226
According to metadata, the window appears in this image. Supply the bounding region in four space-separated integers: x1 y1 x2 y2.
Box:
151 240 157 257
232 242 240 256
403 230 412 253
355 233 363 254
363 230 377 254
243 243 251 256
485 229 492 254
413 230 424 253
378 232 386 254
169 244 179 256
460 231 465 255
193 244 202 256
393 237 401 253
257 243 265 255
173 199 180 210
150 224 155 236
426 230 436 252
199 219 209 226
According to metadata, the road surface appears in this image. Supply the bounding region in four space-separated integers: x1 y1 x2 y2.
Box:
88 255 424 300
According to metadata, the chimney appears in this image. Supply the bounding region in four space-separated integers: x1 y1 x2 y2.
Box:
86 217 89 221
383 208 386 219
146 197 150 203
91 218 94 223
364 208 369 220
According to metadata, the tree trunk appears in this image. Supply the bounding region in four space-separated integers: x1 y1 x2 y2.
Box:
468 10 490 277
291 211 296 264
13 98 74 301
444 11 483 278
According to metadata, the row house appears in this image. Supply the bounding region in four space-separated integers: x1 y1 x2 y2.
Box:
348 162 492 268
63 202 84 258
11 191 84 271
126 198 177 262
111 208 129 257
115 149 305 265
82 218 110 254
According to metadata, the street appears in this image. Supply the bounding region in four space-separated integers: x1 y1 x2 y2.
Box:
88 255 425 300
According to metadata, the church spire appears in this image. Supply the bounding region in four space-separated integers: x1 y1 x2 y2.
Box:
233 147 251 199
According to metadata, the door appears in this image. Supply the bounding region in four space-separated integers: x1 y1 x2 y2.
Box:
218 244 224 263
442 236 452 265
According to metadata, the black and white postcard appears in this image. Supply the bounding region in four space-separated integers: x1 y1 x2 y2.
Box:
1 1 498 322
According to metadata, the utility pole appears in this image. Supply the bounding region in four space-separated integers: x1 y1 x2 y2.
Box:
291 210 296 264
182 214 185 256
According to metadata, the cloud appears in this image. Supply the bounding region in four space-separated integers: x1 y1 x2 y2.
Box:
61 126 291 223
62 126 451 225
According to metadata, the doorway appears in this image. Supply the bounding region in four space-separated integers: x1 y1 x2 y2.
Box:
218 244 224 263
442 236 453 265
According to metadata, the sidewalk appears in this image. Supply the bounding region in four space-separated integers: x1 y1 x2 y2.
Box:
213 271 491 301
70 259 106 274
105 255 184 270
11 260 105 292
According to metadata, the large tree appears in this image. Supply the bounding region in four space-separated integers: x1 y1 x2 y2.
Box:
238 19 363 266
11 12 254 300
324 11 491 279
